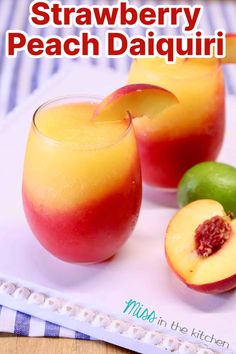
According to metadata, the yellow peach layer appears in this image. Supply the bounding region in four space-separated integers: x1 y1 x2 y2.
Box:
23 102 138 212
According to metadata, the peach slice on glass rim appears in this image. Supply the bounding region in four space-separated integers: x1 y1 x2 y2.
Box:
93 84 178 121
165 199 236 294
222 33 236 64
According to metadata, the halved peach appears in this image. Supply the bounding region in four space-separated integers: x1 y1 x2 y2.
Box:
222 33 236 64
165 200 236 294
93 84 178 121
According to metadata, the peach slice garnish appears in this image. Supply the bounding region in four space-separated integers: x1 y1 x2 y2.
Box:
93 84 178 121
165 200 236 294
222 33 236 64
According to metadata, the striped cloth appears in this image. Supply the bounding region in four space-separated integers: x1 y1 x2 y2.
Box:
0 305 90 339
0 0 236 340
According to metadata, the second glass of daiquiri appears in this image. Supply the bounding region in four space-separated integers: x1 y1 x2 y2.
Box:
128 58 225 189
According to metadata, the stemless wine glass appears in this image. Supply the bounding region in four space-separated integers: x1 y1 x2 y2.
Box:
22 96 142 263
128 58 225 189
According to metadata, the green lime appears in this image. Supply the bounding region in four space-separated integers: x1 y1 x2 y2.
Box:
177 162 236 215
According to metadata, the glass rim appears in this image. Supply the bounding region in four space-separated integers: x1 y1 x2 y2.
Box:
134 57 223 81
32 94 132 150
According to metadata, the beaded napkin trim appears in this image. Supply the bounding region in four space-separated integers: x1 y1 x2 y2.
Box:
0 279 222 354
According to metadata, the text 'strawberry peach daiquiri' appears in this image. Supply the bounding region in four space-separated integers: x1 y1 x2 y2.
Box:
22 96 142 263
128 57 225 188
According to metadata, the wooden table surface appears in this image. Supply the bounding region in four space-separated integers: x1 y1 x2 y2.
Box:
0 334 136 354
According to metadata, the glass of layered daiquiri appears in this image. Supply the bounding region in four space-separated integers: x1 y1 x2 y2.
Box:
22 96 142 263
128 58 225 189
